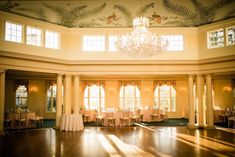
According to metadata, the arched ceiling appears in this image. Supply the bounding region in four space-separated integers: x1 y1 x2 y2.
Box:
0 0 235 28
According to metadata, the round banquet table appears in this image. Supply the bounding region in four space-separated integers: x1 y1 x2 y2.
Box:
60 114 84 131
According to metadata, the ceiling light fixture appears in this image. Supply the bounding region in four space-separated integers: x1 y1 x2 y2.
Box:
116 17 168 58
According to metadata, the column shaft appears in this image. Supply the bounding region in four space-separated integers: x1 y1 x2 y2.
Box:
64 75 72 114
197 74 205 127
74 75 80 114
188 74 195 128
0 70 5 134
206 74 214 128
55 74 62 129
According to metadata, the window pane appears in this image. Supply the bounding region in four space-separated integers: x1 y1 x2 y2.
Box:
161 35 184 51
154 84 176 112
45 30 59 49
84 85 105 112
207 28 224 49
16 85 27 107
227 26 235 46
83 35 105 51
5 22 22 43
26 26 42 46
120 85 141 111
46 84 57 112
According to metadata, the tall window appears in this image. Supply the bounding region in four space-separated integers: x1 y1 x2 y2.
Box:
26 26 42 46
47 84 57 112
83 35 105 51
45 30 59 49
16 85 27 107
84 85 105 112
120 85 140 111
154 84 176 112
226 26 235 46
207 28 224 49
161 35 184 51
5 21 23 43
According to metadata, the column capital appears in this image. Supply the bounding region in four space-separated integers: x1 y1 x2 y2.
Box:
0 69 5 74
74 75 80 78
196 73 203 77
188 74 194 77
56 73 64 76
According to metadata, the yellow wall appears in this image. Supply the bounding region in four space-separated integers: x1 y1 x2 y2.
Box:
214 79 233 110
4 77 234 119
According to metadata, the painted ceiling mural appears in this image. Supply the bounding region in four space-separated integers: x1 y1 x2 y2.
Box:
0 0 235 28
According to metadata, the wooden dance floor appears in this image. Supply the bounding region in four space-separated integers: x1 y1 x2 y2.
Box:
0 125 235 157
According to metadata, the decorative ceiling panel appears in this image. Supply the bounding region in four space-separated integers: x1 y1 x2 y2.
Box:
0 0 235 28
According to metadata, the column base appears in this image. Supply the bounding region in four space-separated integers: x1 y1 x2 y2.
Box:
187 124 197 129
0 130 6 135
204 126 216 130
53 126 60 130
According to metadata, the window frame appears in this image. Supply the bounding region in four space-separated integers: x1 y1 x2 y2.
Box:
5 21 23 43
26 25 42 46
16 85 28 107
161 35 184 51
226 25 235 46
45 30 60 49
120 85 141 111
207 28 224 49
46 84 57 113
82 35 106 52
154 85 176 112
84 85 105 112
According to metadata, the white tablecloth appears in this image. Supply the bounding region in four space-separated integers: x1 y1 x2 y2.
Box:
60 114 84 131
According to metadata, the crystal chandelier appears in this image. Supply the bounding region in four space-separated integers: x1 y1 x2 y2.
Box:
116 17 168 58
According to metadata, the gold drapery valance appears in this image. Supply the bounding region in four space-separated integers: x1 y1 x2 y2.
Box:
120 80 141 88
154 80 176 89
84 80 105 87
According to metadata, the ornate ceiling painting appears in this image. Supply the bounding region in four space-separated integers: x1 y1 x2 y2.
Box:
0 0 235 28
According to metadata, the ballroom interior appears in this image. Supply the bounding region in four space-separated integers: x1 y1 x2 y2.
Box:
0 0 235 157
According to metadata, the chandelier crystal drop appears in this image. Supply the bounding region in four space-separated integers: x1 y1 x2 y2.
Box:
116 17 168 58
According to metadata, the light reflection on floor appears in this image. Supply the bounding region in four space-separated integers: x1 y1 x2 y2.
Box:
157 127 235 157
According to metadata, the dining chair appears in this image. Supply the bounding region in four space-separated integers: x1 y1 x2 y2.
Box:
4 111 12 130
120 111 130 126
83 110 90 122
96 112 104 126
151 109 159 121
15 112 27 129
107 112 116 127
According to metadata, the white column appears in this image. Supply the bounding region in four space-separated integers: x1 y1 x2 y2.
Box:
74 75 80 114
55 74 63 129
206 74 214 128
64 74 72 114
0 70 5 134
197 74 205 128
188 74 195 129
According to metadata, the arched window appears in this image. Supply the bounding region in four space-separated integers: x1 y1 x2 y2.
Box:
154 85 176 112
84 85 105 112
16 85 28 107
120 85 140 111
47 84 57 112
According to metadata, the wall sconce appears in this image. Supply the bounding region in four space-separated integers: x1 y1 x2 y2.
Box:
144 88 150 94
29 86 38 92
223 86 231 92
